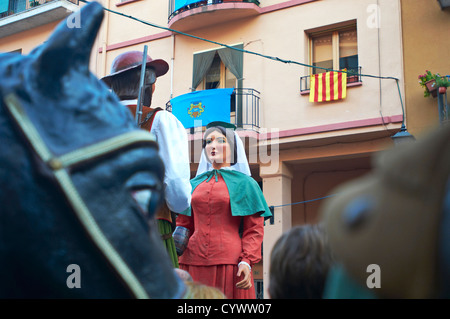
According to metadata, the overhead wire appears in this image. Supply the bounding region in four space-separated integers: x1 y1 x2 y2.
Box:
80 0 401 81
78 0 405 211
270 193 338 209
78 0 406 124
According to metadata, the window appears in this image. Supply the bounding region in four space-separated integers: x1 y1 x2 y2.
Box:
310 25 358 75
195 52 238 91
204 54 221 89
192 44 243 124
201 53 238 91
197 53 237 113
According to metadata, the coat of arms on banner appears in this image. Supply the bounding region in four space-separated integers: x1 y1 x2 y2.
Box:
188 102 205 118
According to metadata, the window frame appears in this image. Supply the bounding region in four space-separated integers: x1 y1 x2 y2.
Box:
308 23 358 76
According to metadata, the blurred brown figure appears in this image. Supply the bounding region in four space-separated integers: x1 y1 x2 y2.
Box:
184 281 227 299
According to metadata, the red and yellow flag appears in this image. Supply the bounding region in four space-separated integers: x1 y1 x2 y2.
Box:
309 71 347 102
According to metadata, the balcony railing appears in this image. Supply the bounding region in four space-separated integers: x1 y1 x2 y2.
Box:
0 0 78 19
300 66 362 93
166 87 260 132
168 0 260 21
233 87 260 130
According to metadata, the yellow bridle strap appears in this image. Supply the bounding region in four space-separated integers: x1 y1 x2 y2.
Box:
56 130 157 169
4 93 156 299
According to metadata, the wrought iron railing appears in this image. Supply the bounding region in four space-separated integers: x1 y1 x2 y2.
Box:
166 87 260 132
233 87 260 130
168 0 260 21
0 0 78 19
300 66 362 92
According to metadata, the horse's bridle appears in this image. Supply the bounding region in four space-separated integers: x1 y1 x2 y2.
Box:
4 93 159 299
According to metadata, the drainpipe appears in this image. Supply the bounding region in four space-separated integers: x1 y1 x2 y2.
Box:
101 0 110 77
170 33 175 99
437 88 448 125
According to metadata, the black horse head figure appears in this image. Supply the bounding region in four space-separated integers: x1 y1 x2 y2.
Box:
0 2 185 298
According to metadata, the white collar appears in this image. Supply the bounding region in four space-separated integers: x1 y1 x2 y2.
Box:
121 99 138 106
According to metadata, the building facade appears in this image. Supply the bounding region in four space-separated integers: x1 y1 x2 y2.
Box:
401 0 450 134
1 0 448 298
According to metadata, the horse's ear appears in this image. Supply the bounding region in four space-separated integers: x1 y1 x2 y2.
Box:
30 2 104 91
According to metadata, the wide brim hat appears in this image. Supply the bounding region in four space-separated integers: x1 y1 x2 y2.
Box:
101 50 169 87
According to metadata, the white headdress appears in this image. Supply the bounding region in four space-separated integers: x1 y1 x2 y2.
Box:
196 122 251 177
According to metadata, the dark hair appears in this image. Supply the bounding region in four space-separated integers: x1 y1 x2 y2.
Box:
109 68 155 105
269 224 335 299
109 68 141 100
203 126 237 165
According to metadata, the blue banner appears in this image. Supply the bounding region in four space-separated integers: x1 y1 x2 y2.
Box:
174 0 201 12
0 0 9 14
170 88 234 129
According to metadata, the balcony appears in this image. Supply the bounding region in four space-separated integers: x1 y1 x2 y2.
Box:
166 87 260 133
299 66 363 94
0 0 79 38
168 0 261 32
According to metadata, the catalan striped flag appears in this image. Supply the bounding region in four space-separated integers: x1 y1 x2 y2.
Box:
309 71 347 102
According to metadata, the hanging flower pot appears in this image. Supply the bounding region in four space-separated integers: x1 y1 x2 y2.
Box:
418 70 449 98
425 79 437 97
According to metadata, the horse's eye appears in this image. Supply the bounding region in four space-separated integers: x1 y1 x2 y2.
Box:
131 189 153 219
126 172 163 219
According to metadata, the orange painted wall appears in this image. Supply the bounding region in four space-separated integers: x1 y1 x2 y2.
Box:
401 0 450 136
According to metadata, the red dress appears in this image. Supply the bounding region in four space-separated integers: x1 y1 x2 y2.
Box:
177 174 264 299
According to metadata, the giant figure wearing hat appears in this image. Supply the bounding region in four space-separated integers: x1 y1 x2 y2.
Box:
102 51 191 267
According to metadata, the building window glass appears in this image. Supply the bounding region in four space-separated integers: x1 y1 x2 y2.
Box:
198 53 237 114
311 25 358 75
339 28 358 71
312 34 333 74
204 54 222 90
198 53 237 91
191 45 245 127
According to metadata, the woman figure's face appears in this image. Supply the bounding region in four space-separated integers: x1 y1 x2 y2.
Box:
204 130 231 170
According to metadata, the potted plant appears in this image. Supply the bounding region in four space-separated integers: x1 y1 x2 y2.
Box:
418 70 449 97
436 75 450 94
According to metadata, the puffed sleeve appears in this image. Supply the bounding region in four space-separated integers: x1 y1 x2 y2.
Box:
239 214 264 267
151 111 192 213
176 210 194 238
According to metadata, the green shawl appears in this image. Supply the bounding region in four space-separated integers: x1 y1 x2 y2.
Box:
179 169 272 218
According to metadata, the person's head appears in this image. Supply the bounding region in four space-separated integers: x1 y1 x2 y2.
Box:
202 124 237 170
101 51 169 106
268 224 335 299
184 281 226 299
